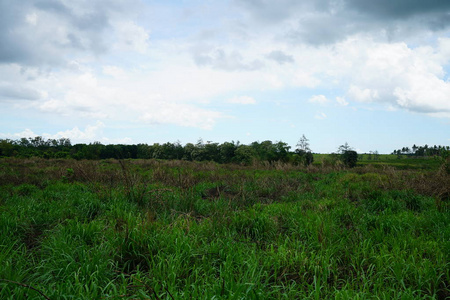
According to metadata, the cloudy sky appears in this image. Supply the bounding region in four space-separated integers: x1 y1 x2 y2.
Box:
1 0 450 153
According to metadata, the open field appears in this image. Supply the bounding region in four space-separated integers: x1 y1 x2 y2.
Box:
0 158 449 299
314 154 444 170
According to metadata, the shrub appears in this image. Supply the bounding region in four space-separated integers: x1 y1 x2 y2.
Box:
294 150 314 167
341 150 358 168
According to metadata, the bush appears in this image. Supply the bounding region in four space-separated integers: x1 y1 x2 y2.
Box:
294 150 314 166
341 150 358 168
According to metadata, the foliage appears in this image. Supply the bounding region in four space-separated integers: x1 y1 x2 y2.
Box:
294 135 314 166
296 134 311 152
341 150 358 168
294 150 314 166
392 144 450 157
0 137 294 166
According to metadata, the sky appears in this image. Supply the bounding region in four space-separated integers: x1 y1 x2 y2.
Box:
0 0 450 153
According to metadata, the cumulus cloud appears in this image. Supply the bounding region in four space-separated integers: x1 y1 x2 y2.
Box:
47 121 106 141
8 63 232 130
346 0 450 19
0 121 107 143
348 86 380 103
233 0 450 45
193 48 264 71
336 97 349 106
0 129 37 140
266 50 294 64
0 0 142 67
1 0 450 149
113 21 150 53
340 39 450 114
227 96 256 104
0 83 41 101
233 0 307 24
309 95 329 105
139 103 222 130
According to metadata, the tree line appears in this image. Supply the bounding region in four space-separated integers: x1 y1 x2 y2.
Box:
392 144 450 157
0 136 318 166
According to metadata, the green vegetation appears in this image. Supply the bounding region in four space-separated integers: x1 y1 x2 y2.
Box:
0 157 449 299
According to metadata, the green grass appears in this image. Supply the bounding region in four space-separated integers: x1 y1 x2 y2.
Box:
313 153 444 171
0 158 449 299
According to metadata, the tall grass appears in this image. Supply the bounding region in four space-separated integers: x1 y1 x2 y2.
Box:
0 158 448 299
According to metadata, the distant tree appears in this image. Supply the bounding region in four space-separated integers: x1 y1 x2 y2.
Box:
295 135 314 166
341 150 358 168
191 139 207 161
336 142 357 167
183 143 195 161
373 150 380 161
137 144 151 159
234 145 256 165
302 151 314 166
204 142 220 161
173 140 184 160
296 134 311 152
19 138 31 147
274 141 291 162
337 142 352 154
161 142 177 159
84 142 103 160
259 140 277 162
0 139 15 157
219 141 237 164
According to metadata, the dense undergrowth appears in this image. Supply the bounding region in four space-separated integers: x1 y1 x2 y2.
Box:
0 158 449 299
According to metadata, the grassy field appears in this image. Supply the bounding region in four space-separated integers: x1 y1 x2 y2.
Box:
314 154 444 170
0 157 449 299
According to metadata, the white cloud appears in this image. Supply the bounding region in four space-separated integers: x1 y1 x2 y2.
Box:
292 71 320 88
1 0 450 150
341 39 450 113
0 0 143 66
0 129 36 140
314 112 327 120
25 12 38 26
348 86 379 103
266 50 295 64
0 83 41 101
102 65 127 79
139 103 222 130
227 96 256 104
45 121 106 141
336 96 349 106
0 121 107 144
193 48 264 71
308 95 329 105
113 21 150 53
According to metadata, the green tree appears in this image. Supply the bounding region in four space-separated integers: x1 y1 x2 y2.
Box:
0 139 15 157
274 141 291 162
337 142 352 154
219 141 237 164
234 145 256 165
341 150 358 168
337 142 357 168
183 143 195 161
296 134 311 152
295 135 313 166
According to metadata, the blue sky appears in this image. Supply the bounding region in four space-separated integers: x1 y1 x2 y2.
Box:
0 0 449 153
